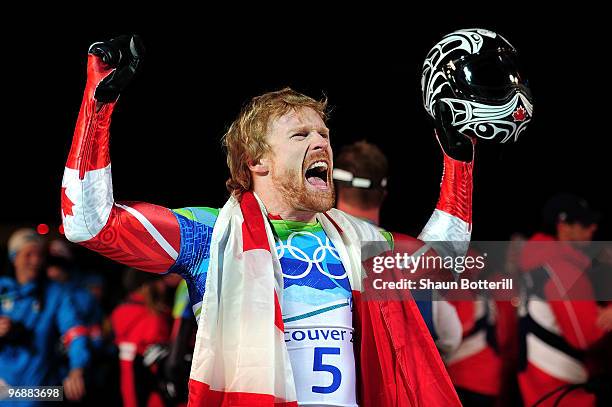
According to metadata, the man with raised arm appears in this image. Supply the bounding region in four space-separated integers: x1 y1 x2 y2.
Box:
62 35 474 407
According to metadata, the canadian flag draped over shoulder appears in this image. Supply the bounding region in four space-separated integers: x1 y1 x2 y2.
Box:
187 191 460 407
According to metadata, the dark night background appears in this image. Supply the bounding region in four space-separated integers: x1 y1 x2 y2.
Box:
2 10 609 247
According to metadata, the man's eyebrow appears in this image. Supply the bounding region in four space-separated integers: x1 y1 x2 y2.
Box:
287 125 330 134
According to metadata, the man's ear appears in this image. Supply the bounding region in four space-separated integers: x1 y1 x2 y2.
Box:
248 158 269 174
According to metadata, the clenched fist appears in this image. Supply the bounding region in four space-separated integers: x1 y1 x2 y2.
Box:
87 34 144 103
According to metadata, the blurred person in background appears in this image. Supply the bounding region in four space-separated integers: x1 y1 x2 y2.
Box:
0 228 89 405
333 140 463 358
160 279 196 406
111 268 171 407
79 272 121 407
592 292 612 406
443 236 526 407
46 240 105 350
445 272 502 407
497 235 525 407
518 193 611 406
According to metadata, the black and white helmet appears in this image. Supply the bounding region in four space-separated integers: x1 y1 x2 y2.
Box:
422 28 533 143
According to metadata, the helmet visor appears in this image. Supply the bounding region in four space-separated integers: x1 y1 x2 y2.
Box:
450 50 531 102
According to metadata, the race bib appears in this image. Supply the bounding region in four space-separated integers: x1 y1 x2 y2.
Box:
285 326 357 407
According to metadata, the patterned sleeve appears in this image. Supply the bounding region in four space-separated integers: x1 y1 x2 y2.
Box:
168 207 219 320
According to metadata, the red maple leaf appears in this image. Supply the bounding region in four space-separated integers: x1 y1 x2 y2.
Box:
512 106 527 122
61 187 74 217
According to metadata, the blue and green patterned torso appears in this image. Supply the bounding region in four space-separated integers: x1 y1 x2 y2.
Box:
168 207 357 320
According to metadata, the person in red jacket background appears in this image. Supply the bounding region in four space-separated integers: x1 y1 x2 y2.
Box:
518 193 610 406
111 268 171 407
445 246 505 407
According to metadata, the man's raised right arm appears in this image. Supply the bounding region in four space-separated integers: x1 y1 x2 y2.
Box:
62 35 180 273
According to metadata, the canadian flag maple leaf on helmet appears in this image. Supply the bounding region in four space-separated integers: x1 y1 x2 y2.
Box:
422 28 534 143
513 106 527 122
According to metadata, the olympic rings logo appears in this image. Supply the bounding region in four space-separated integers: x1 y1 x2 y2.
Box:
276 231 346 280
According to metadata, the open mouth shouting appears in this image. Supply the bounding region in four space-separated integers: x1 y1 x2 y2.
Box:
304 159 330 191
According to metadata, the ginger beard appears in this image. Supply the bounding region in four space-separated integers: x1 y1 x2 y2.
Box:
270 150 335 213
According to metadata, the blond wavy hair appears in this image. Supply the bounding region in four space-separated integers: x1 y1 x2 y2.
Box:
222 87 328 199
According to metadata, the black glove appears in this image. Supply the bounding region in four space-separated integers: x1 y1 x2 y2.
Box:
142 343 169 367
88 34 145 103
433 101 475 162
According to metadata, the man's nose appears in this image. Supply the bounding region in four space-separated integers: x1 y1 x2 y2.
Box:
310 132 329 151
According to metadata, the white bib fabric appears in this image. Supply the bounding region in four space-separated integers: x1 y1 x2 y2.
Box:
285 323 357 407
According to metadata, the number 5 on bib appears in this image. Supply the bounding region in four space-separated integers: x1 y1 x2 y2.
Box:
312 347 342 394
